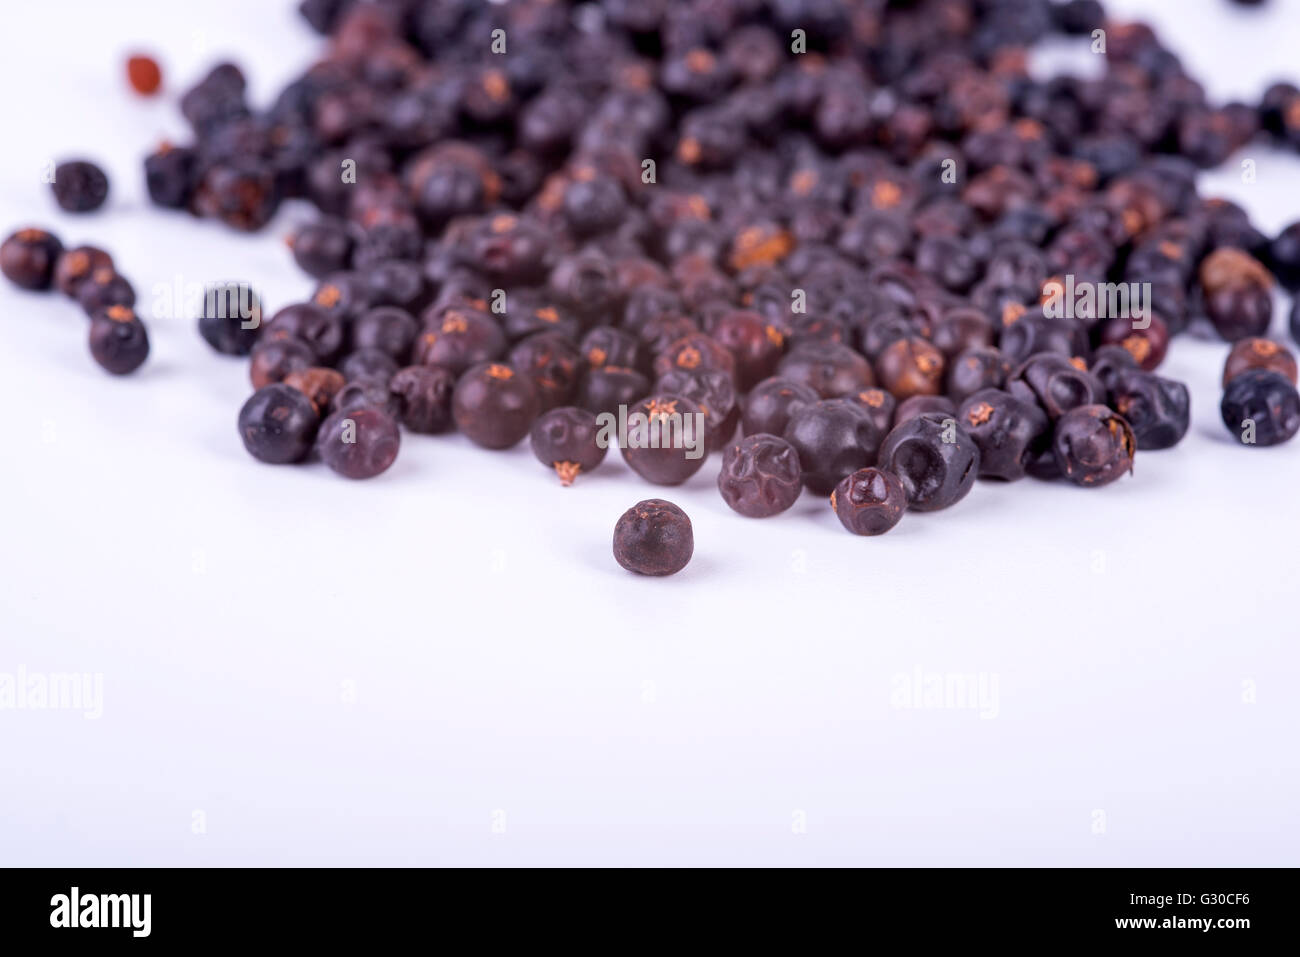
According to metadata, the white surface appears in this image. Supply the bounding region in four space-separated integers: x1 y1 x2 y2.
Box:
1 0 1297 867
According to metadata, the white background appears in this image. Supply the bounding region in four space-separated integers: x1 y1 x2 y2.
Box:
1 0 1297 866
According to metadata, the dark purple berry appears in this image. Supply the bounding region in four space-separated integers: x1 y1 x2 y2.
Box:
717 433 803 517
250 336 314 389
352 306 418 362
144 143 197 209
877 413 980 511
1220 370 1300 447
947 347 1012 403
416 307 507 375
621 394 710 486
0 228 62 290
53 245 112 297
530 406 607 485
52 160 110 213
831 468 907 536
1052 405 1136 486
509 331 584 411
199 281 262 356
1109 370 1190 450
238 383 319 463
88 305 149 375
1007 354 1106 420
389 365 455 434
654 368 739 452
782 398 885 496
742 377 820 437
578 366 651 416
317 407 402 479
452 362 540 449
339 348 399 384
612 499 693 576
289 218 354 278
848 388 898 435
331 377 401 417
958 389 1049 480
777 341 875 398
76 268 135 316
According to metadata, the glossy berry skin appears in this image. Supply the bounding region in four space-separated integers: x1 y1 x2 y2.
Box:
708 310 784 389
1222 338 1298 387
311 272 372 322
249 336 314 389
1205 283 1272 343
655 368 740 452
849 388 897 436
289 219 354 278
578 366 651 416
653 332 736 380
1109 371 1190 451
509 331 583 411
389 365 456 433
947 347 1013 403
742 377 819 437
581 326 643 372
351 306 418 363
1052 405 1136 487
198 281 262 355
877 413 980 511
237 383 319 464
612 499 693 577
875 337 945 398
452 362 540 449
415 307 506 375
264 302 344 363
1008 354 1106 420
831 468 907 536
53 245 112 297
717 434 803 518
316 407 401 479
777 341 875 398
958 389 1049 481
1098 314 1169 371
88 306 149 374
51 160 110 213
530 406 607 485
1220 370 1300 447
782 399 884 496
77 269 135 316
621 394 710 486
0 228 62 290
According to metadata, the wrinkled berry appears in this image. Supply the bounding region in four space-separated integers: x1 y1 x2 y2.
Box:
717 433 803 517
613 499 693 576
831 468 907 536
